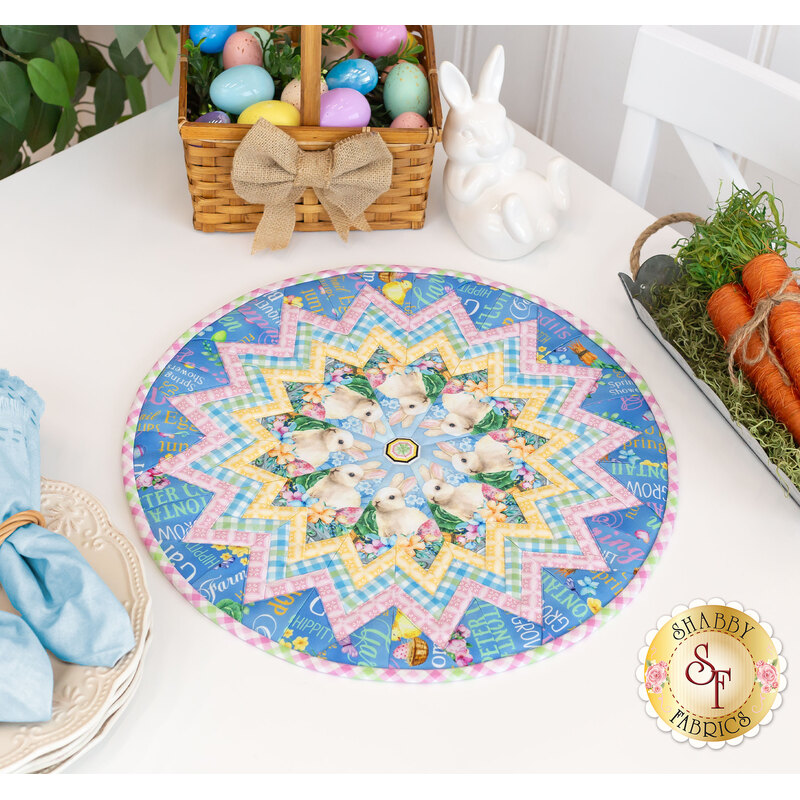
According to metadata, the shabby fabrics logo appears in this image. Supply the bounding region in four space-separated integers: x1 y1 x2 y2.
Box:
637 599 787 748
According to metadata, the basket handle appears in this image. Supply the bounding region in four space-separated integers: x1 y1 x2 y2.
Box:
300 25 322 126
629 212 704 280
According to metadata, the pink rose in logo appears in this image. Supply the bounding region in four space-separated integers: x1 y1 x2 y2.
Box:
646 662 668 692
756 661 779 692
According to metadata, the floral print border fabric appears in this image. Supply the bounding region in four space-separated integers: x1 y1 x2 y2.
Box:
122 266 678 682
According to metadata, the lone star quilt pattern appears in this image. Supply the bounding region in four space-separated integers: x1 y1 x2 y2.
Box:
123 266 678 682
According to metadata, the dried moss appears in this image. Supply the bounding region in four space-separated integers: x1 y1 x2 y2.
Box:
650 275 800 490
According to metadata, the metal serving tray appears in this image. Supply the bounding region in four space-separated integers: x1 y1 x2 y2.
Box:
620 254 800 508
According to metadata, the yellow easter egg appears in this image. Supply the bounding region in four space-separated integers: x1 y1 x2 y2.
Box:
238 100 300 126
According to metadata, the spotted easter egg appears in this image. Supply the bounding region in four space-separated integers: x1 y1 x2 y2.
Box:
189 25 237 54
383 61 430 119
351 25 407 58
390 111 428 128
280 76 329 111
209 65 274 115
380 59 425 84
222 31 264 69
325 58 378 95
319 87 371 127
238 100 300 127
243 27 271 49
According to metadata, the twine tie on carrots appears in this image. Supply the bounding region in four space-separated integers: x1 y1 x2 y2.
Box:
726 275 800 385
0 510 45 547
231 119 393 253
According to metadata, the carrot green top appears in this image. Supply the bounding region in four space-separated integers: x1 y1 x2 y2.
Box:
676 186 797 294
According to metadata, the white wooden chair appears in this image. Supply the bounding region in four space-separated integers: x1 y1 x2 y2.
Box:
612 26 800 207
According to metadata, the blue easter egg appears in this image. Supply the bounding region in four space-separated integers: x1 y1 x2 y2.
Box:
325 58 378 95
196 110 231 123
189 25 237 54
209 65 275 115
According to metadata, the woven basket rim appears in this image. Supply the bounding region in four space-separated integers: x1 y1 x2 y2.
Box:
178 24 443 143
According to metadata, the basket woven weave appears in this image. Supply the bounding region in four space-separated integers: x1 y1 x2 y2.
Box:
178 25 442 234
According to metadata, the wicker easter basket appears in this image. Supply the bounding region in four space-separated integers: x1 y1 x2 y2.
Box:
178 25 442 234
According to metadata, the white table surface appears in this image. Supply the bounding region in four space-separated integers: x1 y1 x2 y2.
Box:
1 100 797 773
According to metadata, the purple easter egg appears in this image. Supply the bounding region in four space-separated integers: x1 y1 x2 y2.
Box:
196 110 231 124
319 88 371 127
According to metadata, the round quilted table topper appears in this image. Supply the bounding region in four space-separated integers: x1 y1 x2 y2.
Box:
123 267 677 682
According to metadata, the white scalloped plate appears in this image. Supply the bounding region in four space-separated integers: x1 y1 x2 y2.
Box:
0 479 151 773
20 631 151 774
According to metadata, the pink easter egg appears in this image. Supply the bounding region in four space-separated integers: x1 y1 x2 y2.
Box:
319 88 371 127
351 25 407 59
390 111 428 129
222 31 264 69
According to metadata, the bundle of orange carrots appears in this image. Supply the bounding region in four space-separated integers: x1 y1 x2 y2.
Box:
678 188 800 444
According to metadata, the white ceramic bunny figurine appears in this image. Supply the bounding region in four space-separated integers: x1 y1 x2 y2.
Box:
440 45 569 260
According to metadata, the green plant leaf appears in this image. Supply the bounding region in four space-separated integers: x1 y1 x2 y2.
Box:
144 24 178 84
77 124 96 142
124 75 146 116
0 116 25 179
72 70 90 104
51 37 79 96
114 25 152 57
27 58 71 107
72 42 109 87
24 94 60 150
1 25 62 54
53 104 77 152
94 68 126 132
109 39 151 80
0 61 31 131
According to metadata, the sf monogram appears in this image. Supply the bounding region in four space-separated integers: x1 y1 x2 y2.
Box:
685 642 731 709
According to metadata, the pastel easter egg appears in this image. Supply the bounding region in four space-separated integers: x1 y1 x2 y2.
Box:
325 58 378 95
322 38 361 64
210 330 227 342
209 65 274 115
380 59 425 84
196 110 231 124
243 26 272 49
280 76 329 111
390 111 428 128
238 100 300 127
351 25 407 59
189 25 237 54
222 31 264 69
383 61 430 119
319 87 371 127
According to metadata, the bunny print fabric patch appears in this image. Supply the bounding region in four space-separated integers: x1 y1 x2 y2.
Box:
123 266 677 682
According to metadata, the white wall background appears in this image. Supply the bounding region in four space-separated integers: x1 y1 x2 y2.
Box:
84 25 800 243
432 25 800 248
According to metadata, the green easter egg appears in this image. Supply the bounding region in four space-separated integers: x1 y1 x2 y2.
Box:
383 61 430 120
211 330 227 342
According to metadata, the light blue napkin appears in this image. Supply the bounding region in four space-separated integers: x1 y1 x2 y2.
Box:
0 370 135 667
0 610 53 722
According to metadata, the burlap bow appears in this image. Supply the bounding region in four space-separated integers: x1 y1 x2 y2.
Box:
231 119 393 253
